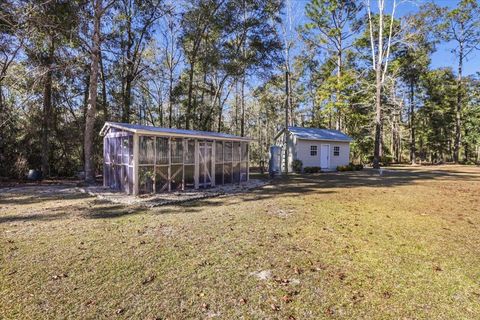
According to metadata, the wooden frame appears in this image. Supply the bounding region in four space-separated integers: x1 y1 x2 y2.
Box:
102 125 251 196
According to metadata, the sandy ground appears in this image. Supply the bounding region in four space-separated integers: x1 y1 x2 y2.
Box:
0 179 268 208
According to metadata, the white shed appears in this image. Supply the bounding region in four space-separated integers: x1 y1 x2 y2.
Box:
274 126 352 172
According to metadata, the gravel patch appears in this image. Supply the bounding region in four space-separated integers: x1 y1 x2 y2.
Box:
77 179 267 208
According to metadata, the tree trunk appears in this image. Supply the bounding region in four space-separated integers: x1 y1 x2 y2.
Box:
217 90 223 133
122 74 132 122
41 38 55 177
240 73 245 137
185 61 195 129
99 50 108 122
0 82 4 174
122 12 134 123
464 127 469 162
336 38 342 131
373 63 382 169
453 43 463 163
168 68 173 128
284 70 290 174
409 81 416 164
84 0 102 184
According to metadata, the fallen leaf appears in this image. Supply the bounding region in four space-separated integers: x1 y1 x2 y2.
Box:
85 300 96 306
142 274 156 285
294 266 302 275
325 306 335 315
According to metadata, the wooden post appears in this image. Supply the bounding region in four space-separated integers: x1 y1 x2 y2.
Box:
103 136 107 187
194 139 199 189
247 142 250 181
153 136 156 193
133 133 139 196
212 141 216 187
168 137 171 192
182 139 185 191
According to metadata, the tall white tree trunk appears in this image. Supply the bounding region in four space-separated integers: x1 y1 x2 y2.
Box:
84 0 103 183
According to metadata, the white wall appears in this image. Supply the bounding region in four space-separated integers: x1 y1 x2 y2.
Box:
294 139 350 170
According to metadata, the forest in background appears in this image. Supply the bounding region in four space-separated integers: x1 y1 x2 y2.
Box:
0 0 479 180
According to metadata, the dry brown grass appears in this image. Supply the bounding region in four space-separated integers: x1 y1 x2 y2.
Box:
1 165 479 319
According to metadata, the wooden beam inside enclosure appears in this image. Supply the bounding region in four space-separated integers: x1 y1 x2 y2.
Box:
247 143 250 181
127 135 249 195
212 141 216 187
133 133 139 196
194 139 199 189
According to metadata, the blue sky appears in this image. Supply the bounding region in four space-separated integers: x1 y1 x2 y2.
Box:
293 0 479 76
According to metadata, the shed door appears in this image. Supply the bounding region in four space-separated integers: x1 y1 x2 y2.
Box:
320 144 330 169
199 141 213 188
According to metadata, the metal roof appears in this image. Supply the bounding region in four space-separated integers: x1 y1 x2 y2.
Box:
285 126 352 142
100 122 252 142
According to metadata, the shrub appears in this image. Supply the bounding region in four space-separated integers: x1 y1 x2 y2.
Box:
292 159 303 173
366 155 393 166
380 155 393 165
303 166 321 173
337 163 363 172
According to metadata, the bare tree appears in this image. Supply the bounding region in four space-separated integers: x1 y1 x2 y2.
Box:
365 0 399 168
434 0 480 163
160 3 182 128
84 0 114 183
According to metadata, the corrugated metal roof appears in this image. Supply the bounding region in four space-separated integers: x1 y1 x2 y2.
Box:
101 122 252 141
287 126 352 141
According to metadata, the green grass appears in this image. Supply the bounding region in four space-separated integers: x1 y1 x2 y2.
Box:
1 165 479 319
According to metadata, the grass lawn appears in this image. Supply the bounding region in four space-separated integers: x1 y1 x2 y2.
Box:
1 165 479 319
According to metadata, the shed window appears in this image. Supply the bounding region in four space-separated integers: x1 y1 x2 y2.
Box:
310 145 317 156
334 146 340 156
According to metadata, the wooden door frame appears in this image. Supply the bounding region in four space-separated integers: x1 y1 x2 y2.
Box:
320 144 330 169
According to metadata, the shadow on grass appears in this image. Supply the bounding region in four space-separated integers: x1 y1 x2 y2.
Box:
1 167 478 222
0 187 89 205
0 212 70 224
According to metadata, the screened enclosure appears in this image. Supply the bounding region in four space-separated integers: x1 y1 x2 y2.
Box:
100 122 251 195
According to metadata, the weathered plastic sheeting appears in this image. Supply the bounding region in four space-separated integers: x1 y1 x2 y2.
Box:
139 166 154 194
233 142 240 161
240 162 248 182
184 139 195 164
170 164 183 190
103 130 134 194
215 141 223 163
103 127 249 195
215 164 223 185
224 142 232 161
223 163 232 184
198 141 213 188
139 136 155 164
155 166 169 192
156 138 168 164
171 138 183 164
241 142 248 162
233 163 240 183
184 165 195 189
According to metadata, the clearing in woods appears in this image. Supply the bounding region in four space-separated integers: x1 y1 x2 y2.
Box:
0 165 479 319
